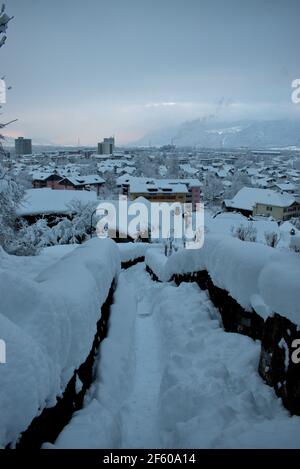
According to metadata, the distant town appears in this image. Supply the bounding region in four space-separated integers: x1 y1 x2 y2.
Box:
3 136 299 239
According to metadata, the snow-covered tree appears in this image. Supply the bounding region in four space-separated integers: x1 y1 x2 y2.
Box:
0 4 13 150
0 168 24 250
166 154 179 178
79 161 98 175
52 200 96 244
0 4 24 252
8 219 54 255
16 170 34 189
203 172 224 204
99 171 118 198
225 170 252 199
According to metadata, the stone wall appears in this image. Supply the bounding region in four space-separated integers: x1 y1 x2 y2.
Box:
146 264 300 416
13 282 116 449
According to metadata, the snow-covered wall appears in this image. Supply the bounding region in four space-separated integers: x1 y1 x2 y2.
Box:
118 242 162 266
145 237 300 415
0 238 120 447
146 235 300 325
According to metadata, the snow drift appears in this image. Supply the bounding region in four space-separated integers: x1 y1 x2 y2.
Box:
0 238 120 447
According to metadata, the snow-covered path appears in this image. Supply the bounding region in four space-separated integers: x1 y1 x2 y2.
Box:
54 263 300 449
119 285 162 448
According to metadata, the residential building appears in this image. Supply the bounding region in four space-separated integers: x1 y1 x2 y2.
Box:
224 187 300 220
15 137 32 156
17 189 97 225
32 172 105 196
32 172 62 189
97 137 115 155
58 175 105 196
117 176 201 210
275 182 297 194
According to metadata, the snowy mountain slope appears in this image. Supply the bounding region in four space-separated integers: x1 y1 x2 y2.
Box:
136 119 300 148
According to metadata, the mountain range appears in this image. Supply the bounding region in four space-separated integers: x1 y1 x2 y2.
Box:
135 119 300 148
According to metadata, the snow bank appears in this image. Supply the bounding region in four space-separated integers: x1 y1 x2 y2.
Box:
0 238 120 447
54 270 137 448
205 211 279 244
118 242 161 263
258 253 300 325
166 247 206 278
145 235 300 323
204 236 275 312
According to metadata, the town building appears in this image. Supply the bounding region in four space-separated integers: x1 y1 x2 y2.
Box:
97 137 115 155
32 171 104 196
58 175 105 196
224 187 300 221
15 137 32 156
17 188 98 225
117 176 201 210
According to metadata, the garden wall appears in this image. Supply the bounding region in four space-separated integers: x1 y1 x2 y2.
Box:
145 236 300 416
0 238 120 448
15 282 116 449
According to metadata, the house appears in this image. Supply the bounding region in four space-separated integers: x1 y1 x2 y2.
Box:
32 172 105 196
129 180 188 204
275 182 297 194
32 172 63 189
117 176 201 210
58 175 105 196
224 187 300 220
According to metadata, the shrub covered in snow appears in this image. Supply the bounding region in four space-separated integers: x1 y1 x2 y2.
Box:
264 231 279 248
231 222 257 242
290 233 300 254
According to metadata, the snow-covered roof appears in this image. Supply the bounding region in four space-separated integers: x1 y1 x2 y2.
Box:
130 180 188 195
31 171 56 181
224 187 298 211
61 175 105 186
17 189 98 216
275 182 296 192
116 175 201 190
179 164 199 175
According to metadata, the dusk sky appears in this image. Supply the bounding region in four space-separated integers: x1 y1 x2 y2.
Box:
2 0 300 145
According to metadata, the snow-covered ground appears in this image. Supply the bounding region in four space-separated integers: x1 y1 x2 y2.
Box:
54 263 300 449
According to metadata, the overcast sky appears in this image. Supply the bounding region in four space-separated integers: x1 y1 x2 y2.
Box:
2 0 300 145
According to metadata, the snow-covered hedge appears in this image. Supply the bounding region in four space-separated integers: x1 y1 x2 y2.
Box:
0 238 120 447
145 235 300 324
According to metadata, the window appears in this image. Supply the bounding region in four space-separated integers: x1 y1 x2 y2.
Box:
266 206 273 211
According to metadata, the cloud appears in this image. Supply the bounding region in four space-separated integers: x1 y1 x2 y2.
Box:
144 102 178 108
